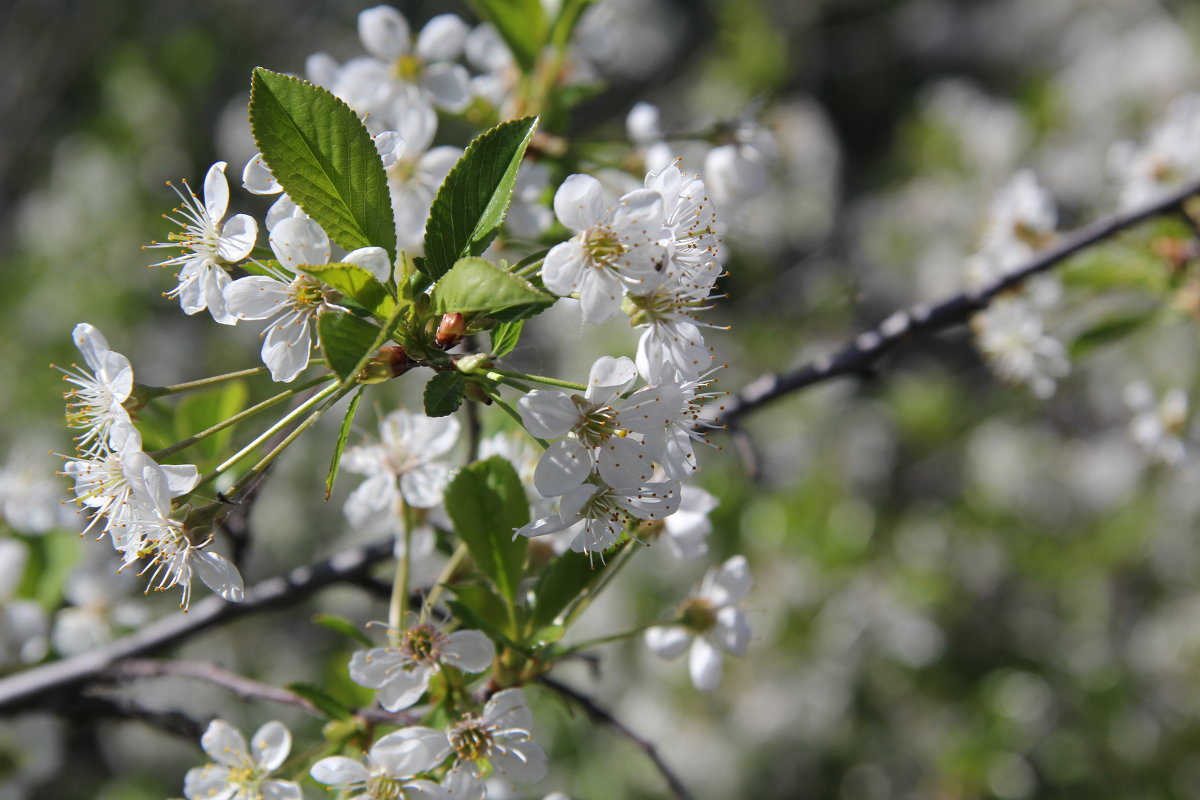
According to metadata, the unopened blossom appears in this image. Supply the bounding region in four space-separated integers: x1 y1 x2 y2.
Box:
517 479 681 555
350 621 494 711
59 323 133 457
184 719 301 800
970 297 1069 399
343 409 460 524
543 174 669 323
645 554 752 691
1124 382 1189 465
147 161 257 324
518 356 681 496
310 727 445 800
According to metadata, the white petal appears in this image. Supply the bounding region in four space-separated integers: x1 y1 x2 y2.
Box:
201 719 249 767
371 732 438 777
270 217 330 270
203 263 236 325
554 174 606 231
71 323 110 372
251 721 292 771
514 511 575 539
242 153 281 195
578 269 623 324
585 356 639 403
610 188 664 233
492 740 548 784
596 437 653 490
224 276 289 321
541 241 586 297
310 756 368 787
217 214 258 262
261 779 303 800
518 391 579 438
359 5 411 61
688 636 723 691
193 550 245 602
345 246 393 283
349 647 407 688
706 555 751 606
645 625 691 659
184 765 234 800
399 463 451 509
160 464 200 496
262 314 312 383
377 665 432 711
416 14 469 61
306 51 340 87
203 161 231 222
714 607 751 655
533 440 592 497
443 630 494 672
484 687 533 730
421 63 471 113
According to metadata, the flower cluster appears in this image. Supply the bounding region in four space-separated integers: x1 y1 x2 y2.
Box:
58 323 243 610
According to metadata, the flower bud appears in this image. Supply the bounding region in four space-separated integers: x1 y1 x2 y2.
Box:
435 312 466 349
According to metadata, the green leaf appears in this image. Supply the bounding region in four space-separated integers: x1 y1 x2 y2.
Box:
1069 309 1159 359
443 457 530 605
318 310 380 382
302 263 395 321
249 68 396 260
530 550 609 631
312 612 374 648
431 257 554 315
490 319 524 357
447 583 519 642
325 388 363 500
174 381 249 465
422 116 539 280
549 0 596 50
424 372 465 417
466 0 547 74
285 682 353 720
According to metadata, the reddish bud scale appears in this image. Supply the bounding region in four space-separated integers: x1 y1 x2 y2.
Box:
435 312 466 349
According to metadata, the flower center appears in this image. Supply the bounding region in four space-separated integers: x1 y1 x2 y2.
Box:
679 597 717 633
227 766 260 789
367 773 410 800
583 226 624 269
392 54 423 81
400 624 444 664
571 396 624 447
290 276 325 308
450 715 496 763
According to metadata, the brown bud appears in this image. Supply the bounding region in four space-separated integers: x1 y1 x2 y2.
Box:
361 345 415 383
435 312 466 349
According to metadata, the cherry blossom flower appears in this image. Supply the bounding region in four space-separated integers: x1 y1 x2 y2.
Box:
656 484 718 560
343 409 461 524
0 539 48 669
518 356 680 496
58 323 133 457
517 479 681 555
147 161 257 324
184 719 301 800
310 728 446 800
1111 93 1200 209
1124 382 1189 465
543 174 669 323
970 297 1069 399
350 622 494 711
645 554 752 691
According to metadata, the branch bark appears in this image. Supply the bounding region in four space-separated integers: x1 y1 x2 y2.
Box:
710 176 1200 426
0 536 394 714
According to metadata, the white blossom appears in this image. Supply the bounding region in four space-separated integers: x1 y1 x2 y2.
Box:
1124 382 1189 465
516 479 681 555
311 728 446 800
1111 93 1200 209
433 689 548 800
58 323 133 458
350 622 493 712
970 297 1069 399
147 161 257 324
184 720 301 800
645 554 752 691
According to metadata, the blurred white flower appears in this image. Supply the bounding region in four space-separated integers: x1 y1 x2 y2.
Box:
971 297 1069 399
184 720 301 800
645 554 752 691
0 539 48 669
1111 94 1200 209
1124 382 1189 465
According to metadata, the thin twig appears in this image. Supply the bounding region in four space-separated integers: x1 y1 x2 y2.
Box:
0 536 395 714
106 659 321 716
709 175 1200 426
539 676 695 800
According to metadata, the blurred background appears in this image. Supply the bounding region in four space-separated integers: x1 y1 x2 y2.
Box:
6 0 1200 798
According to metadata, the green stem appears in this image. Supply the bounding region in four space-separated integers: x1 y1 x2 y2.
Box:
421 542 469 623
149 376 332 460
485 367 585 393
553 621 665 659
562 539 641 627
389 504 413 636
156 365 271 394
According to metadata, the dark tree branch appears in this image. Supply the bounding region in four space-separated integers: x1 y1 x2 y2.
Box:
0 536 395 714
540 676 694 800
106 659 321 716
710 177 1200 426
